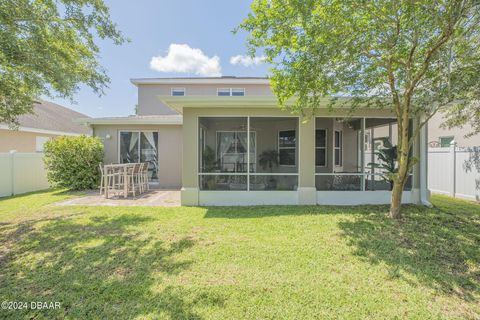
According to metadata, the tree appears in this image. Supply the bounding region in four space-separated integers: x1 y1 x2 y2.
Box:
0 0 126 125
239 0 480 218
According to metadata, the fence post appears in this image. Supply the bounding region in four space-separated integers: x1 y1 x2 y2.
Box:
450 141 456 198
9 150 16 196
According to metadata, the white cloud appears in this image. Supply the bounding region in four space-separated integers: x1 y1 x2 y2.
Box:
150 44 221 76
229 54 266 67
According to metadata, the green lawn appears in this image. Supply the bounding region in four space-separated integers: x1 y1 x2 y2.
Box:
0 191 478 319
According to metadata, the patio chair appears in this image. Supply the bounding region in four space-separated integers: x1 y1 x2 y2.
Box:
99 163 123 197
141 162 150 192
125 163 142 197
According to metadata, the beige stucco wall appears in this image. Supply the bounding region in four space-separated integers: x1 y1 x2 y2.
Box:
428 112 480 147
0 129 58 153
92 124 183 188
137 84 273 116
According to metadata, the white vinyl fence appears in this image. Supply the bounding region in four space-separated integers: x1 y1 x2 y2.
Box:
0 151 50 197
428 146 480 201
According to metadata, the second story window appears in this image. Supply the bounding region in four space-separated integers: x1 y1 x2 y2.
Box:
231 88 245 96
217 88 231 96
171 88 185 96
217 88 245 96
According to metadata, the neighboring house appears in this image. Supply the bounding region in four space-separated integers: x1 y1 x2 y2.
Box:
79 77 430 206
0 100 91 153
428 112 480 148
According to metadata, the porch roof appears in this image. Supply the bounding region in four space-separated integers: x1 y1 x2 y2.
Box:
159 96 389 114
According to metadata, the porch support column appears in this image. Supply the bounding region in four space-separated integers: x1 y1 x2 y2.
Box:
419 116 432 206
181 109 199 205
298 117 317 205
360 118 366 191
411 117 422 204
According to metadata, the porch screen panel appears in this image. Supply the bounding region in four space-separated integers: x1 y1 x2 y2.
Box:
198 117 248 190
364 118 412 191
315 118 362 190
249 117 298 191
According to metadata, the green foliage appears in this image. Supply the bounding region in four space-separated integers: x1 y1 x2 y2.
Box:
43 135 104 190
201 145 217 171
368 139 398 190
240 0 480 119
258 149 279 172
239 0 480 216
0 0 126 126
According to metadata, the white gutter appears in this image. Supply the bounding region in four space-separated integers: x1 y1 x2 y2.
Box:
76 116 183 126
0 124 85 136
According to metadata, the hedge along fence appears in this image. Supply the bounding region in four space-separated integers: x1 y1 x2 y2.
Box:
43 135 104 190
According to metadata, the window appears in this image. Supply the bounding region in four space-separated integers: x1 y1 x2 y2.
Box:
171 88 185 96
119 131 159 180
278 130 296 166
231 88 245 96
440 136 454 147
216 131 256 172
217 88 245 96
334 130 342 166
315 129 327 166
217 88 231 96
35 136 50 152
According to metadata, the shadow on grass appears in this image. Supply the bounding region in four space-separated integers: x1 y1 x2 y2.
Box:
203 198 479 302
0 212 224 319
338 198 480 301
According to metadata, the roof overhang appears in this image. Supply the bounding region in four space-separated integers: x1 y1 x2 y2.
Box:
131 78 270 86
160 96 295 114
159 96 348 114
76 115 183 126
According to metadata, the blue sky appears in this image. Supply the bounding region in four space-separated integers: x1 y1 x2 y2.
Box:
50 0 269 118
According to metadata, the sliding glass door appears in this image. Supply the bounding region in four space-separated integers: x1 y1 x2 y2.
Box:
119 131 159 181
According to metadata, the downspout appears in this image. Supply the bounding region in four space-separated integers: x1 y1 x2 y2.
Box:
420 116 432 207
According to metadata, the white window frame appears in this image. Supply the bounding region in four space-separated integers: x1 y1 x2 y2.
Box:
439 135 454 148
35 136 50 153
334 130 343 167
216 88 246 96
117 130 159 163
231 88 245 96
217 88 231 96
278 129 297 167
315 129 327 167
171 87 186 96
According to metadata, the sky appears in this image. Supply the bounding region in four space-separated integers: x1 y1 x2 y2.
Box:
50 0 269 118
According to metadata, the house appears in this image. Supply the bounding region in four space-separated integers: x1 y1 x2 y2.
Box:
0 100 91 153
428 112 480 148
79 77 430 206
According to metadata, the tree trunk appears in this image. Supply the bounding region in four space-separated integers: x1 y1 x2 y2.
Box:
390 179 404 218
390 101 411 219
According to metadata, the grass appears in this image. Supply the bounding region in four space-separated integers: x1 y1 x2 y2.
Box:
0 191 478 319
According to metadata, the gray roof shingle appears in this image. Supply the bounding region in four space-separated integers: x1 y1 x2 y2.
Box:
13 100 91 134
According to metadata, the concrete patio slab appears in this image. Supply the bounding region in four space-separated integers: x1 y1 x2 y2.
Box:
54 189 181 207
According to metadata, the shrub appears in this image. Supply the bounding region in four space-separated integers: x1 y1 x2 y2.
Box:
43 135 104 190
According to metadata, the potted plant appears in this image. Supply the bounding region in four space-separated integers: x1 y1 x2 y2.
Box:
202 145 217 172
367 138 415 190
258 149 279 189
